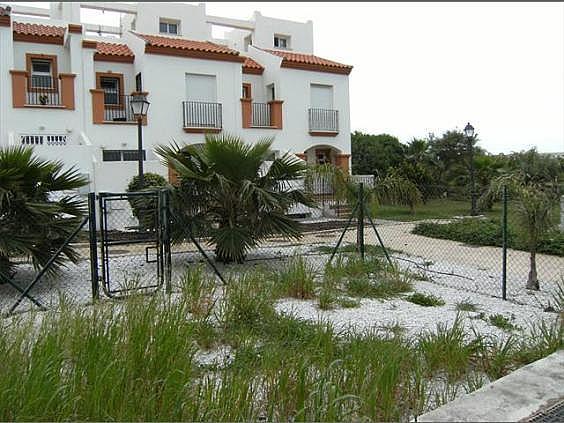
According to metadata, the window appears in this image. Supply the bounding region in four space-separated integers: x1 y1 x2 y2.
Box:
242 83 251 99
26 54 58 91
274 35 290 49
122 150 146 161
31 60 53 88
159 18 179 35
310 84 333 109
102 150 146 162
100 77 120 105
96 73 124 107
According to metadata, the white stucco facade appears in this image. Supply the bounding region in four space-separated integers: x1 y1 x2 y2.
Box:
0 2 353 193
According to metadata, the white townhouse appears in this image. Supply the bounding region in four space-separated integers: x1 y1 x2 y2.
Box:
0 2 353 192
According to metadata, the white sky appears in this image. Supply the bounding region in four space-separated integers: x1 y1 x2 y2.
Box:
6 2 564 153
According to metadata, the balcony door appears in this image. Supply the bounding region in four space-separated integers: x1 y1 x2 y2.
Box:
185 73 219 128
310 84 333 109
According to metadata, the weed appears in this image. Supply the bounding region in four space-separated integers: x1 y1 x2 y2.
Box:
179 265 216 317
276 256 316 299
456 300 478 312
488 314 518 331
417 315 474 379
338 297 361 309
406 292 445 307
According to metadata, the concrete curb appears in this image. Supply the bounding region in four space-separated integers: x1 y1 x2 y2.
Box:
417 349 564 422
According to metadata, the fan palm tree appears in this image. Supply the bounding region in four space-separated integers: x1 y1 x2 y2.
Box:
0 146 87 284
479 149 560 290
156 134 315 263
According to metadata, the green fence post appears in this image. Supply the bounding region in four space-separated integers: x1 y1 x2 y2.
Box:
357 183 365 260
502 185 508 300
88 192 100 301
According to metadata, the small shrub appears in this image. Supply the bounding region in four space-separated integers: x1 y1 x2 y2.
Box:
338 297 361 308
406 292 445 307
488 314 518 331
456 300 478 312
126 172 168 230
276 256 315 299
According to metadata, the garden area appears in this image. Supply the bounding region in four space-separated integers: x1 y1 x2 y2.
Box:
1 133 563 420
1 254 562 421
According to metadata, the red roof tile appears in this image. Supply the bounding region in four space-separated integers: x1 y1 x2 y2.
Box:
96 41 134 58
264 49 352 75
242 56 264 74
13 21 65 38
134 33 242 57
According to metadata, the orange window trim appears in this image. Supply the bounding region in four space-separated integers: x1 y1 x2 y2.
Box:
242 82 252 99
26 53 58 92
96 72 125 109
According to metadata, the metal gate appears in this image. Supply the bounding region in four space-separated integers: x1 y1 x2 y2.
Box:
94 191 170 298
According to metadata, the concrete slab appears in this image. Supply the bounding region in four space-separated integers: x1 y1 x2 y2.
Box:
417 350 564 422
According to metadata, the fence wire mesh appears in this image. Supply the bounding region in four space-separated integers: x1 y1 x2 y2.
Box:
2 183 562 316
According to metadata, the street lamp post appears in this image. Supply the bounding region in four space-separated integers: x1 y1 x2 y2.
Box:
464 122 477 216
130 92 150 189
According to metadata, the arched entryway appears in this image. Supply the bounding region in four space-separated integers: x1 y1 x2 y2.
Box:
299 145 351 174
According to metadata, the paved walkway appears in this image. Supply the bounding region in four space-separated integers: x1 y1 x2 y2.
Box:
417 350 564 422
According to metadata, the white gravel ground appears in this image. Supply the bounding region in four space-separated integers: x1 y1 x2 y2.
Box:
275 278 556 340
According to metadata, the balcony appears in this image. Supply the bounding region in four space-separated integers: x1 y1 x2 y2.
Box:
183 101 222 133
10 71 75 110
308 108 339 136
103 95 136 122
241 99 283 129
91 90 147 125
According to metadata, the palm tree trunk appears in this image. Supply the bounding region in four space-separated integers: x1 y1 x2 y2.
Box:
526 250 539 290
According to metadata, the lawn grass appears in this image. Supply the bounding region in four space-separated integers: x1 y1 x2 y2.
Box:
0 269 561 421
374 198 501 222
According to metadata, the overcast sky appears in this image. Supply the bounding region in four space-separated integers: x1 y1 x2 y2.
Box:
8 2 564 153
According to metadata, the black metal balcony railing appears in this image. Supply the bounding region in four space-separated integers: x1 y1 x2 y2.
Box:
308 108 339 132
182 101 222 129
251 103 271 127
26 77 61 106
104 95 136 122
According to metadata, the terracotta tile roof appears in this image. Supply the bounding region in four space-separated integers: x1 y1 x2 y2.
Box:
264 49 352 75
242 56 264 75
96 41 134 58
133 32 245 62
13 21 65 38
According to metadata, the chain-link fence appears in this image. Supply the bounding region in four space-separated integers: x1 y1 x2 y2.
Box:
2 182 562 316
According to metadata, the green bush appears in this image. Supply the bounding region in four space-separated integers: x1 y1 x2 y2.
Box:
412 218 564 256
126 172 168 230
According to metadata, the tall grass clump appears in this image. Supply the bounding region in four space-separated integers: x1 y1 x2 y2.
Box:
179 265 216 317
275 256 316 299
417 315 477 379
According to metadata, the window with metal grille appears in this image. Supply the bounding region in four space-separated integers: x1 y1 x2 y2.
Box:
102 150 146 162
102 150 122 162
100 77 120 105
31 59 53 88
122 150 146 161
